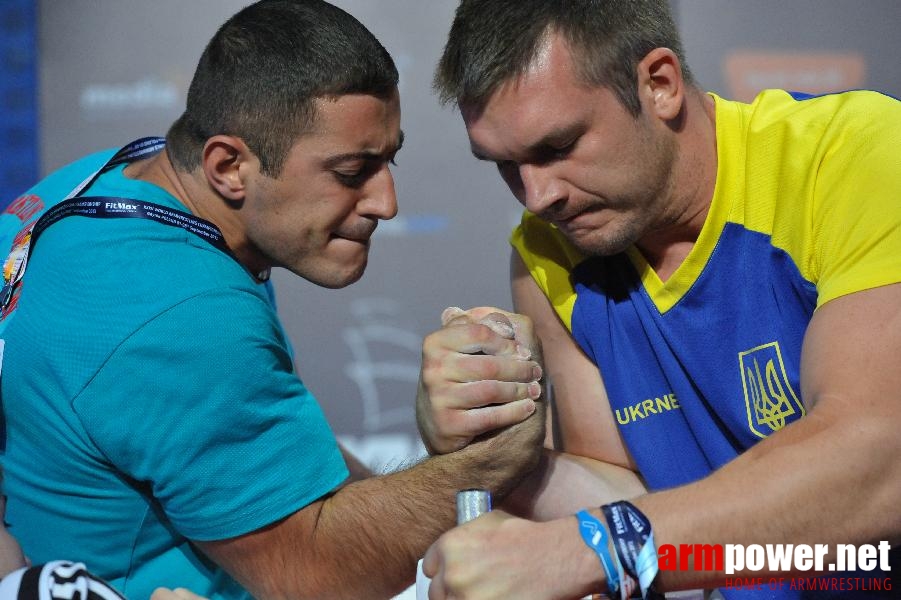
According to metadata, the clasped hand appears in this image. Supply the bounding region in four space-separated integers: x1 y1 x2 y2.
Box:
416 306 544 456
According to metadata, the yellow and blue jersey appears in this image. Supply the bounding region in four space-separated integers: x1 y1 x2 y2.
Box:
512 89 901 492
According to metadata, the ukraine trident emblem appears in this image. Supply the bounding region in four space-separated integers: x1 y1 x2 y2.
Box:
738 341 806 438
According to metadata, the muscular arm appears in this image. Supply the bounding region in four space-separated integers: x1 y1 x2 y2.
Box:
414 252 645 519
510 250 635 468
638 282 901 588
198 333 546 599
502 251 645 518
426 273 901 598
503 448 646 521
497 282 901 594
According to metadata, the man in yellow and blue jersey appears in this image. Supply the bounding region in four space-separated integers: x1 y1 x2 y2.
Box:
416 1 900 598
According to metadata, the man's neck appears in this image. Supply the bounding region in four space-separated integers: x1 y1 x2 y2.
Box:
123 150 269 280
636 90 718 282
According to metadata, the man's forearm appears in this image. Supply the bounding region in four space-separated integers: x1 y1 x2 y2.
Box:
495 399 899 596
636 397 901 590
503 448 646 521
201 403 545 599
310 413 546 598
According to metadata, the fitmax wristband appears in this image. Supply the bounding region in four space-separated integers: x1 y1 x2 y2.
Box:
576 509 620 596
602 501 663 600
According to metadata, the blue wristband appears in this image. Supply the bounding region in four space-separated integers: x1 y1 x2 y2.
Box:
576 509 620 596
602 501 663 600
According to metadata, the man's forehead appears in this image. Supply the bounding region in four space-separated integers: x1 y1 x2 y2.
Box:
525 30 557 75
303 92 401 140
464 35 585 115
311 90 399 123
463 83 592 158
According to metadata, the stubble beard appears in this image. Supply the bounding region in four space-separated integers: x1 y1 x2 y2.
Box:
576 131 679 258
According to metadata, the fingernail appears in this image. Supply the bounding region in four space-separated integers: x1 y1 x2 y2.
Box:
484 319 514 338
516 344 531 360
528 381 541 399
441 306 465 325
532 365 543 380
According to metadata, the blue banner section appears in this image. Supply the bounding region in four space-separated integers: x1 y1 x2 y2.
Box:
0 0 38 210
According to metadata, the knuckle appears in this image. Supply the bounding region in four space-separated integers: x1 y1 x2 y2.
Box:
459 355 493 380
420 353 442 378
422 331 443 353
421 369 444 390
436 407 462 433
467 323 493 344
445 408 483 442
467 380 499 405
476 357 501 380
464 381 490 405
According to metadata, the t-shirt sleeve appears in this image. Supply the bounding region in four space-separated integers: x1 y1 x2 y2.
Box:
812 93 901 307
510 211 585 332
71 287 348 541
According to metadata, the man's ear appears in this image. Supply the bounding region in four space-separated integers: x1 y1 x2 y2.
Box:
200 135 256 202
637 47 685 122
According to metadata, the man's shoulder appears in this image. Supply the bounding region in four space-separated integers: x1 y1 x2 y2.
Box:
0 149 119 239
19 149 120 205
738 88 900 136
6 212 271 360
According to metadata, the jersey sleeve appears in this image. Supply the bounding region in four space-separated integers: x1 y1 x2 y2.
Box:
812 92 901 306
71 287 348 541
510 211 585 332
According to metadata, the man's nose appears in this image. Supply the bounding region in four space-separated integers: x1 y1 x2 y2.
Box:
363 165 398 220
519 163 566 215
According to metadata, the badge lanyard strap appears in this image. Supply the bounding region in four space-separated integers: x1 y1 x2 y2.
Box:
1 137 243 311
28 197 232 255
66 136 168 200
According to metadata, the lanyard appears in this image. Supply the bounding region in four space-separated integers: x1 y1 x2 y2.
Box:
67 136 169 198
28 197 231 256
0 137 242 313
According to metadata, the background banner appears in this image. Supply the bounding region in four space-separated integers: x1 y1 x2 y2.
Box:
0 0 38 208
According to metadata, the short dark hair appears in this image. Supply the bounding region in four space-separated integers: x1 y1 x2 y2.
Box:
435 0 693 116
167 0 398 176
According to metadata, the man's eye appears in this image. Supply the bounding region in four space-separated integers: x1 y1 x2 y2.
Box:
543 140 576 162
333 157 394 188
554 140 575 156
334 170 365 187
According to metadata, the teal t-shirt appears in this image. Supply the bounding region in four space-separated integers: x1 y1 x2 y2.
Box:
0 148 349 599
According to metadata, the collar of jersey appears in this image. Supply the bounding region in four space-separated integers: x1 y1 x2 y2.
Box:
624 93 742 314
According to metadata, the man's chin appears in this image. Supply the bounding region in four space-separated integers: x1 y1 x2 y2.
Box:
298 260 368 289
558 217 638 257
568 232 634 257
